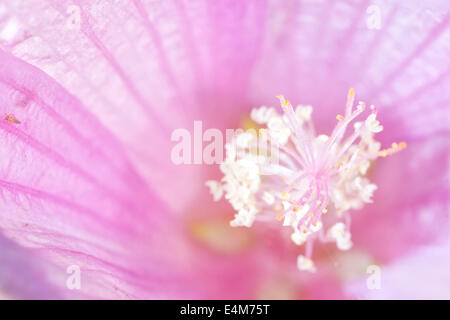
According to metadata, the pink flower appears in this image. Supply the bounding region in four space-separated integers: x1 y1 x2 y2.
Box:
0 0 448 299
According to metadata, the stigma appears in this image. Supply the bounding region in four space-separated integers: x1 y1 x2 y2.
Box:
207 89 405 272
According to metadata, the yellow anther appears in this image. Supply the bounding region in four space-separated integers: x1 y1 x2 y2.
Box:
275 215 283 221
4 115 20 124
294 206 300 212
309 213 313 217
357 102 365 110
348 88 355 98
281 191 288 200
336 114 344 121
378 141 406 159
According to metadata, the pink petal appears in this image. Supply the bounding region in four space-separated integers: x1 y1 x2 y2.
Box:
0 234 63 299
0 50 208 298
346 238 450 299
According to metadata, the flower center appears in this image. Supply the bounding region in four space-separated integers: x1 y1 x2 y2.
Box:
207 89 405 272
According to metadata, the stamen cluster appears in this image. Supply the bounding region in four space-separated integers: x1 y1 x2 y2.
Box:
207 89 405 271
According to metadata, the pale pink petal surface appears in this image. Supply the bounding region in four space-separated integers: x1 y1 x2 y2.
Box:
346 238 450 299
